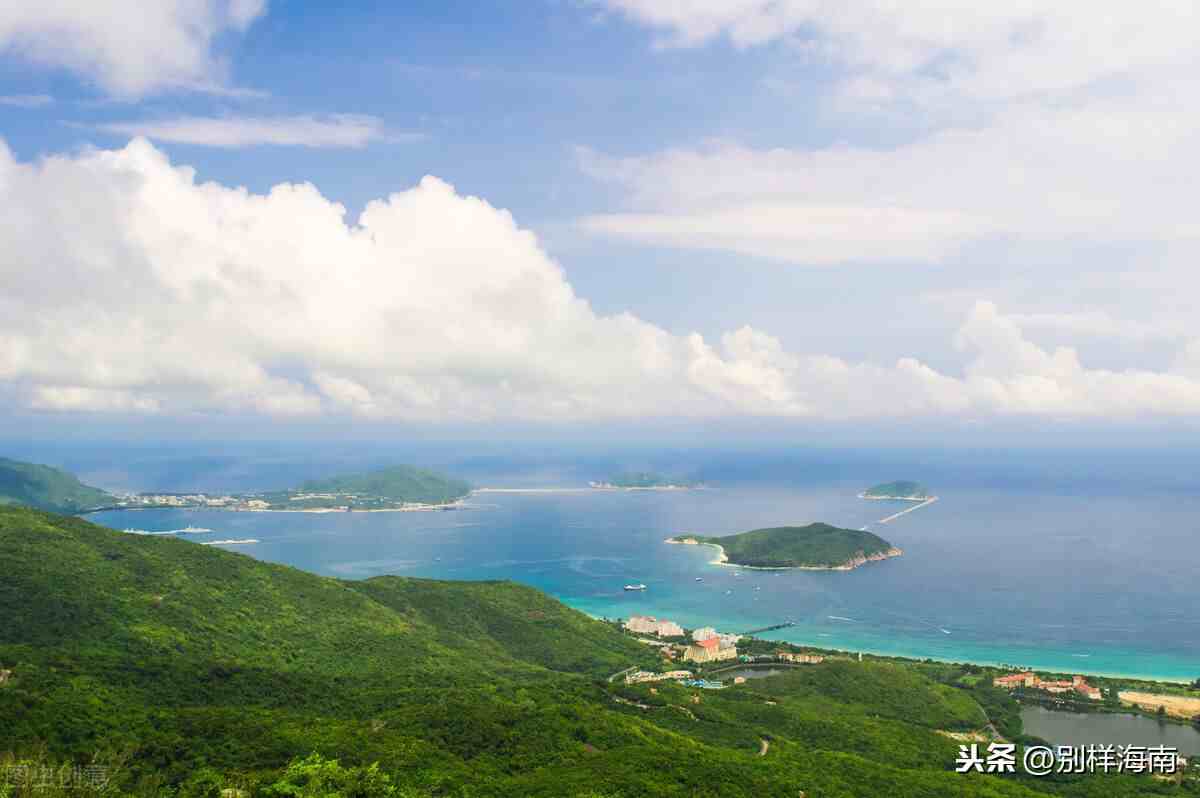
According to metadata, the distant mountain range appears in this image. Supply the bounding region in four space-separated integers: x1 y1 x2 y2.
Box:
0 457 114 513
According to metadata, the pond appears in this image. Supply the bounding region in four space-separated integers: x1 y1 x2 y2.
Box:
1021 706 1200 756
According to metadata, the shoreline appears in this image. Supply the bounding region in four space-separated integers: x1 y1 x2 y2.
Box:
664 537 903 571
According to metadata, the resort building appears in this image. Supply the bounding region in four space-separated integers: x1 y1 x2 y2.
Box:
993 672 1101 700
778 652 824 664
624 615 685 637
683 636 738 664
692 627 718 642
625 669 693 684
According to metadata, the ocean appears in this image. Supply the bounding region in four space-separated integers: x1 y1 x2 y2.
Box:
81 445 1200 683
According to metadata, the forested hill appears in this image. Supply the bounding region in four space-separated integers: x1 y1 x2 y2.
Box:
0 506 1168 796
0 456 114 513
689 523 899 569
863 480 931 499
296 464 471 504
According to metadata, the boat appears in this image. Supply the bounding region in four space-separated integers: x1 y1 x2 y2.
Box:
623 583 647 591
176 526 212 534
695 577 703 582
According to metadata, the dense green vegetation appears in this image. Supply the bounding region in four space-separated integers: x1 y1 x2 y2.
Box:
0 457 114 513
681 522 898 569
2 506 1192 796
863 480 931 499
598 472 695 489
261 464 472 508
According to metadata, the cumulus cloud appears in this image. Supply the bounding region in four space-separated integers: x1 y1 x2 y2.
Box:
3 139 1200 422
0 0 266 97
93 114 388 149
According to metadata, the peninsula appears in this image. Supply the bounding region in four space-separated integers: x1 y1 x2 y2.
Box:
591 471 697 490
106 465 473 513
0 457 115 514
669 522 902 570
860 480 931 501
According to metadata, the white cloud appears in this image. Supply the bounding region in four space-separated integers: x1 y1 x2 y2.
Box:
94 114 388 149
0 93 53 108
3 139 1200 422
0 0 267 98
582 3 1200 269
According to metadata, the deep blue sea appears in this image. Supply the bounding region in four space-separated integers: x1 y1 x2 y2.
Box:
77 444 1200 683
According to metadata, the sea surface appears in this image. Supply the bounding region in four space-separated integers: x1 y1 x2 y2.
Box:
88 460 1200 683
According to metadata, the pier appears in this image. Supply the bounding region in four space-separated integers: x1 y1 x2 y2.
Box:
738 621 796 636
876 496 938 525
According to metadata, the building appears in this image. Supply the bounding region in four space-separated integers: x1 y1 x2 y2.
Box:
625 669 694 684
778 652 824 664
692 627 718 642
683 636 738 664
624 615 685 637
993 672 1101 700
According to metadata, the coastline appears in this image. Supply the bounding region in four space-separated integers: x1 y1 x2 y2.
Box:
665 536 903 571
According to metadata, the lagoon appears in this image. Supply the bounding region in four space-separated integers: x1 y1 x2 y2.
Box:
1020 706 1200 756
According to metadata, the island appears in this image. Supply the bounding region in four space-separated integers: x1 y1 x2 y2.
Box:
0 456 116 513
590 471 697 490
234 465 472 511
668 522 902 570
99 464 473 513
860 480 931 501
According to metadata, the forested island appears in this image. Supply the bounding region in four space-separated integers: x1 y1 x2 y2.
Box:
1 504 1177 796
861 480 931 500
0 457 115 513
590 471 697 490
670 522 902 570
254 464 473 510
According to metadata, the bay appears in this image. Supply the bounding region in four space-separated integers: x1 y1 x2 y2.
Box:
89 475 1200 683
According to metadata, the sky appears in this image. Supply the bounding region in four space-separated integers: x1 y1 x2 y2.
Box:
3 1 1200 443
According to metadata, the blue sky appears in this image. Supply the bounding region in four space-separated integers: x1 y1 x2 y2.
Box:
3 1 1200 440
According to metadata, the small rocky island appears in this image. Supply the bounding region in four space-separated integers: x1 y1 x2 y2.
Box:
668 523 902 570
860 481 931 501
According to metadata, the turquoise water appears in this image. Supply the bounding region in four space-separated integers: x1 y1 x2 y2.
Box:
90 479 1200 682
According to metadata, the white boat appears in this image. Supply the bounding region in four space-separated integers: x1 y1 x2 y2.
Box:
695 577 703 582
623 583 647 591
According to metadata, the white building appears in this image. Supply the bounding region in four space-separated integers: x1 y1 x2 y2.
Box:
692 627 718 641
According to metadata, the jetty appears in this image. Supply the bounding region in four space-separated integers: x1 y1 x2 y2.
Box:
876 496 938 525
738 621 796 636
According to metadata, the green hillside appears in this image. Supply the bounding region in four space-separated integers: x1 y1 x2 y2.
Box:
0 506 1173 796
684 523 898 569
291 464 471 506
0 456 114 513
863 480 931 499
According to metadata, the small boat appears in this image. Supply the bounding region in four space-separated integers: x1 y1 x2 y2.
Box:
695 577 703 582
623 583 647 591
725 589 732 595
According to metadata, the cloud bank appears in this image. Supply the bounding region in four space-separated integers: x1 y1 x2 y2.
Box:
2 139 1200 422
94 114 387 149
0 0 266 97
584 2 1200 269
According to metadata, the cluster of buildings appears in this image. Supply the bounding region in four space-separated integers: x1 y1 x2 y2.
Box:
777 652 825 664
684 636 739 663
993 672 1102 701
121 493 239 508
624 669 693 685
624 615 685 637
